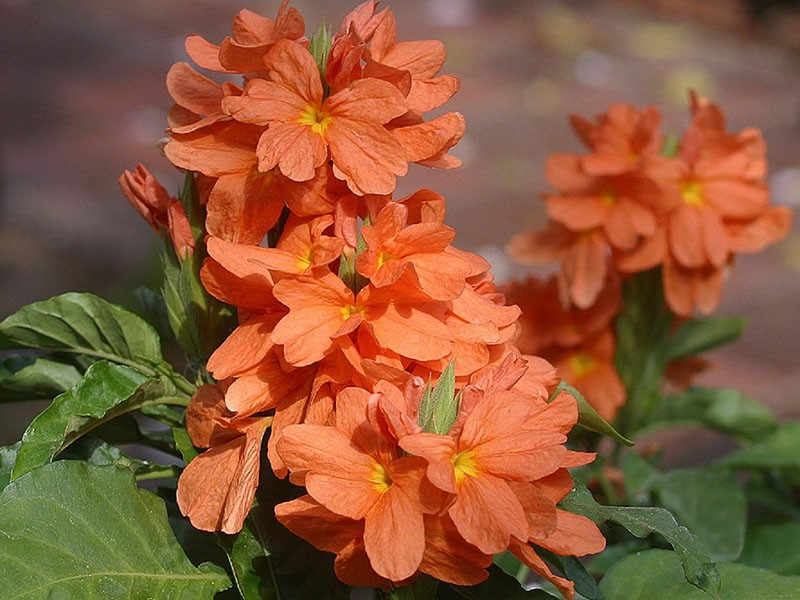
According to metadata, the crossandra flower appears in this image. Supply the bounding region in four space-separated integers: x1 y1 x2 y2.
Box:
184 1 306 76
176 382 272 534
223 38 410 195
508 222 610 310
569 102 663 176
275 386 443 583
616 93 793 315
165 121 286 244
118 164 195 259
356 202 472 300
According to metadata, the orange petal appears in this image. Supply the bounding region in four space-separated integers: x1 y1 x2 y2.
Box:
450 474 528 554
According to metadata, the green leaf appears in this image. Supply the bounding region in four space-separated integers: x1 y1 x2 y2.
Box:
11 361 183 480
239 468 349 600
535 547 604 600
0 461 231 598
653 467 746 561
219 518 277 600
388 576 439 600
173 426 199 464
0 354 81 402
0 292 164 373
59 436 178 480
0 442 20 491
555 382 632 446
739 521 800 575
560 482 720 598
721 421 800 469
600 549 800 600
493 550 530 584
446 565 558 598
620 452 659 505
665 317 747 361
645 387 777 442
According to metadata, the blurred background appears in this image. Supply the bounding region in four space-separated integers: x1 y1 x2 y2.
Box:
1 0 799 457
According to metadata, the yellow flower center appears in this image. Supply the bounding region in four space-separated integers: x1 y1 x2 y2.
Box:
681 180 704 206
453 450 479 485
340 303 365 321
376 250 398 269
297 104 333 136
568 352 598 378
369 463 392 494
296 249 312 272
601 190 617 206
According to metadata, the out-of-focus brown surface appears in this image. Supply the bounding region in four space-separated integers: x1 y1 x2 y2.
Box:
1 0 799 457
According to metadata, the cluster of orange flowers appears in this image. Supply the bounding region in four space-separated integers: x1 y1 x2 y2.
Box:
508 96 792 317
503 97 792 421
119 1 605 595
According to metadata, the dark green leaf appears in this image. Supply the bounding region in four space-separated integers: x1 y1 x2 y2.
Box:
387 576 439 600
59 436 178 479
244 467 349 600
620 452 659 505
0 292 164 372
555 382 632 446
493 550 529 584
11 361 184 480
535 547 604 600
219 518 277 600
600 549 800 600
560 482 720 598
721 421 800 469
665 317 747 361
653 467 746 561
140 402 185 427
739 521 800 575
446 565 558 598
646 387 777 442
0 461 230 598
0 354 81 401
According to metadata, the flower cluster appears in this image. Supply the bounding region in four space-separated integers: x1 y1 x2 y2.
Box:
508 96 793 316
118 1 607 594
501 276 625 421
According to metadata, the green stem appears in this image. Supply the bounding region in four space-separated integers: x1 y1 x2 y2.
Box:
135 466 181 481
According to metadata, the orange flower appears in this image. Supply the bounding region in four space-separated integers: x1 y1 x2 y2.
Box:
165 121 285 244
184 1 306 75
356 202 471 300
550 329 625 421
509 469 606 600
616 93 793 315
400 385 575 554
544 153 659 251
270 268 452 366
500 275 624 419
276 386 439 582
569 102 663 176
176 382 272 533
223 39 409 195
118 164 195 259
508 222 610 310
367 10 460 115
501 275 620 355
